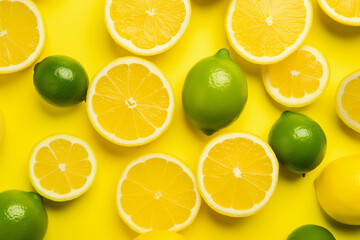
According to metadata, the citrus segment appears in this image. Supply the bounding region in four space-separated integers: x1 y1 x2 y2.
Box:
198 133 278 217
336 71 360 133
318 0 360 26
29 134 97 201
117 154 200 233
0 0 45 73
105 0 191 55
263 46 329 107
87 57 174 146
226 0 312 64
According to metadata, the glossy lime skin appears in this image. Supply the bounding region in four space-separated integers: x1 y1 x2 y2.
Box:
33 55 89 107
0 190 48 240
182 49 248 135
268 111 327 174
287 225 336 240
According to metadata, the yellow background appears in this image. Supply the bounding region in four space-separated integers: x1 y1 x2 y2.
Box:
1 0 360 239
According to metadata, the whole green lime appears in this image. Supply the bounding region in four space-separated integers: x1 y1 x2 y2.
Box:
182 49 248 135
268 111 327 174
287 225 336 240
33 55 89 107
0 190 48 240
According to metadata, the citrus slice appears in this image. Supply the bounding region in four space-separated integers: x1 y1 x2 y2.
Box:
318 0 360 26
29 134 97 202
117 154 201 233
198 133 278 217
0 0 45 74
105 0 191 56
87 57 174 146
336 70 360 133
226 0 312 64
263 46 329 107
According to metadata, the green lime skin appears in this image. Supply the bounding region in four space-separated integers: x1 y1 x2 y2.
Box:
182 49 248 135
0 190 48 240
33 55 89 107
287 225 336 240
268 111 327 174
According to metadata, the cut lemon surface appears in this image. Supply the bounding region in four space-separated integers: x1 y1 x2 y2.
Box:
117 154 201 233
0 0 45 74
226 0 312 64
29 134 97 202
263 46 329 107
105 0 191 56
318 0 360 26
87 57 174 146
198 133 278 217
336 70 360 133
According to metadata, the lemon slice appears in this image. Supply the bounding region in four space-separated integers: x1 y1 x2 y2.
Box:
263 46 329 107
0 0 45 73
87 57 174 146
226 0 312 64
336 70 360 133
105 0 191 56
117 154 201 233
198 133 278 217
29 134 97 202
318 0 360 26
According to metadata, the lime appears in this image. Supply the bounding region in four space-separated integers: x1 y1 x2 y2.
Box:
316 155 360 225
0 190 48 240
133 231 186 240
287 225 336 240
268 111 327 174
182 49 248 135
33 55 89 107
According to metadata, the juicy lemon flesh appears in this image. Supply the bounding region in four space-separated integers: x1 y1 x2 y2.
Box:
202 138 273 210
120 158 197 230
109 0 186 49
92 63 170 141
268 49 322 98
231 0 307 58
34 139 92 195
325 0 360 18
0 1 40 68
341 76 360 125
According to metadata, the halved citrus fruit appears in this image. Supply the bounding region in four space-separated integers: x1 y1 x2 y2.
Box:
0 0 45 74
336 70 360 133
226 0 312 64
29 134 97 202
105 0 191 56
318 0 360 26
87 57 174 146
117 154 201 233
198 133 278 217
263 46 329 107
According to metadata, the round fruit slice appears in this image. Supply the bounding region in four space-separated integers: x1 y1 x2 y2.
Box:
29 134 97 202
105 0 191 56
318 0 360 26
117 154 201 233
0 0 45 74
336 70 360 133
198 133 278 217
263 46 329 107
226 0 312 64
87 57 174 146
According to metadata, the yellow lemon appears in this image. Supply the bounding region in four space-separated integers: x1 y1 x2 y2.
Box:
133 231 186 240
0 0 45 74
315 155 360 225
318 0 360 26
